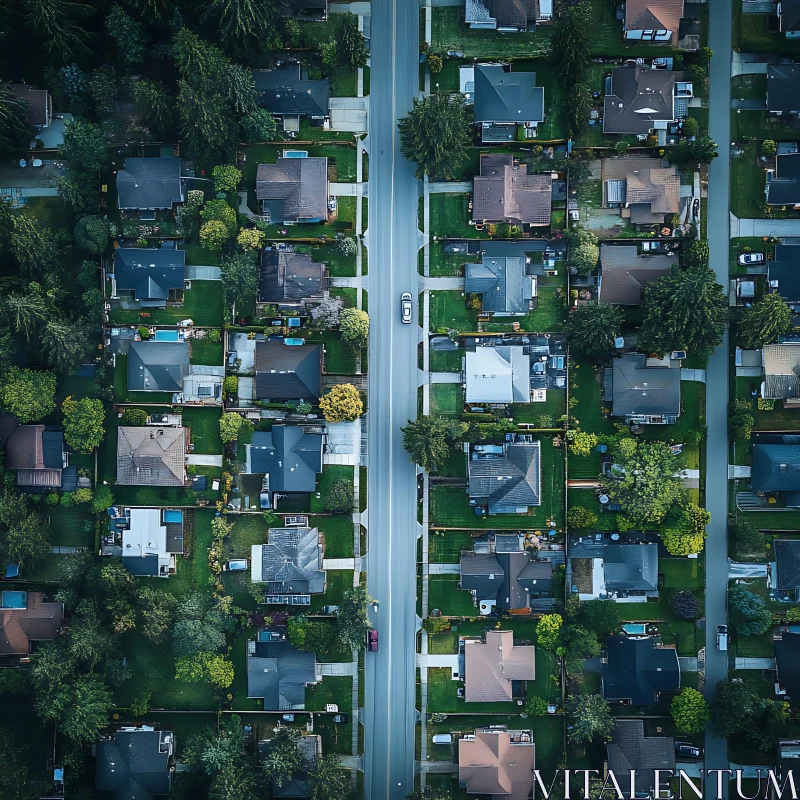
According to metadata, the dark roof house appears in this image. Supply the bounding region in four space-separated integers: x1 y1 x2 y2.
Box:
768 245 800 305
768 64 800 115
112 247 186 308
780 0 800 36
0 591 63 656
473 64 544 142
598 245 673 305
116 426 185 486
259 734 321 798
258 249 327 306
752 443 800 493
0 414 75 492
773 539 800 602
623 0 685 45
458 727 535 800
128 341 190 393
603 66 687 135
603 543 659 594
468 440 541 514
767 153 800 206
252 64 330 130
606 720 675 798
9 84 52 128
472 153 552 225
608 353 681 423
762 343 800 400
116 157 184 213
465 255 536 315
602 636 680 705
254 340 322 401
775 632 800 699
251 527 325 601
95 728 174 800
246 425 324 499
464 0 542 31
601 158 681 224
247 635 319 710
256 158 328 224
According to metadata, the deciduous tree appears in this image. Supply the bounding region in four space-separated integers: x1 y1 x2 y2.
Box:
310 296 344 328
728 586 772 636
220 249 258 315
401 415 465 471
667 135 719 168
307 754 352 800
568 430 598 456
670 590 701 621
577 599 620 638
671 687 710 735
220 412 252 444
319 384 363 423
176 652 234 688
566 693 614 744
62 396 105 452
212 165 242 193
661 503 710 555
333 12 369 70
237 227 265 251
339 308 369 352
0 367 56 422
336 585 373 651
59 119 106 172
739 292 792 349
536 614 563 651
261 727 304 788
563 626 601 679
241 108 278 142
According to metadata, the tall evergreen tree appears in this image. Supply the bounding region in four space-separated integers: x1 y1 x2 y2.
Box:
0 82 32 155
565 302 623 363
201 0 282 59
19 0 92 61
551 3 591 87
738 292 792 348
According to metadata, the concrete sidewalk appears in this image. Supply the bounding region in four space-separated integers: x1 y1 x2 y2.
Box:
319 662 357 676
423 277 464 290
186 454 223 467
732 215 800 237
429 372 462 384
428 181 473 193
428 563 460 574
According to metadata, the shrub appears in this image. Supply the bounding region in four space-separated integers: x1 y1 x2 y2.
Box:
525 696 548 716
122 408 148 426
220 412 252 443
422 617 450 634
212 165 242 193
223 376 238 397
92 486 114 513
137 326 150 339
567 506 598 530
44 492 60 506
237 227 265 251
208 329 222 343
72 487 93 504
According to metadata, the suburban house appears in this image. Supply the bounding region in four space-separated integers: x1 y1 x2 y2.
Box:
116 425 186 487
0 591 63 658
252 64 330 133
95 727 175 800
606 720 675 799
105 507 185 578
116 157 184 217
472 63 545 142
110 247 186 309
606 353 681 425
472 154 552 226
251 526 325 605
775 631 800 699
128 340 223 403
603 66 691 136
761 343 800 401
463 629 535 703
467 439 541 514
768 245 800 306
245 424 325 508
751 440 800 501
277 0 328 20
0 414 76 492
602 636 680 705
259 734 322 799
571 543 659 601
458 727 535 800
256 157 328 225
247 630 320 710
254 340 323 402
772 539 800 602
778 739 800 785
465 255 537 316
601 158 681 225
622 0 684 45
465 0 552 30
459 533 554 614
258 249 328 307
767 153 800 206
598 245 674 305
768 64 800 116
465 346 530 404
10 84 52 130
779 0 800 37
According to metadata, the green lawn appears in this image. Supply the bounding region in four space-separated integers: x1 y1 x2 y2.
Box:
736 377 800 431
730 144 768 218
510 391 566 425
46 506 95 548
184 243 219 267
429 531 478 563
183 408 223 455
428 575 477 616
430 348 464 372
427 243 480 277
308 242 357 278
731 109 800 141
315 514 354 560
430 384 464 416
310 569 353 612
190 337 224 366
311 465 354 513
305 676 352 712
109 281 224 327
428 290 478 333
733 5 800 56
731 74 767 101
428 193 488 239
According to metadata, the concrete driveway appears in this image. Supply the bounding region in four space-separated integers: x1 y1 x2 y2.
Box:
732 216 800 237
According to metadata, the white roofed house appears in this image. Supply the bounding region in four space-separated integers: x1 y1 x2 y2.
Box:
466 346 531 404
105 507 185 578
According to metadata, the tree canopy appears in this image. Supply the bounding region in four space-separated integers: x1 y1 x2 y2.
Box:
738 292 792 349
319 384 363 423
566 693 614 744
671 687 710 735
401 415 467 471
728 586 772 636
62 396 105 452
565 302 623 363
0 368 56 423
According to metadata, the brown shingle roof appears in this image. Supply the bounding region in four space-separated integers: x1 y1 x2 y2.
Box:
473 154 552 226
625 0 685 45
0 592 63 655
464 629 535 702
602 158 680 223
458 728 535 800
599 245 674 305
116 426 186 486
256 158 328 223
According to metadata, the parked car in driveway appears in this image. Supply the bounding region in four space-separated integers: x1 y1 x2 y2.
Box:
334 714 349 723
401 292 412 324
737 252 765 265
367 629 378 651
675 742 703 759
224 559 248 571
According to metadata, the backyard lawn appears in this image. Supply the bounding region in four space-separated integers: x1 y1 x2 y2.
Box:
430 384 464 416
428 290 478 333
429 348 464 372
109 281 224 327
190 337 224 366
183 408 223 455
311 465 354 513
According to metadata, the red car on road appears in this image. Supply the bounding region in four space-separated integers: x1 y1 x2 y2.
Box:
367 630 378 651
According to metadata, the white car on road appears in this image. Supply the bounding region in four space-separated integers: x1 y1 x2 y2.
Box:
401 292 413 324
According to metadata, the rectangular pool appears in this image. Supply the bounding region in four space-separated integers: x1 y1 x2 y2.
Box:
622 623 647 635
283 150 308 158
163 510 183 523
1 590 27 609
154 330 180 341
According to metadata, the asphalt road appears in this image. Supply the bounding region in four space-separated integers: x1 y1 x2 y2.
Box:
703 0 733 793
362 1 420 799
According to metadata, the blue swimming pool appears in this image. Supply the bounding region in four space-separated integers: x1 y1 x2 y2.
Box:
1 590 27 609
154 330 180 341
283 150 308 158
622 623 647 635
163 510 183 523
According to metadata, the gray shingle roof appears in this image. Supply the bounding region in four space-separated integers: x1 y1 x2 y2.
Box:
254 340 322 401
606 720 675 797
611 354 681 418
473 64 544 124
767 153 800 206
252 527 325 594
603 66 679 134
774 540 800 594
781 0 800 31
752 444 800 492
768 245 800 304
247 638 317 710
259 250 326 304
95 729 172 800
252 64 330 118
473 154 552 225
248 425 324 494
468 441 541 513
762 343 800 399
602 636 680 705
603 543 659 592
116 157 183 211
259 735 321 799
599 245 674 305
128 341 189 392
460 550 553 611
112 248 186 305
116 426 185 486
465 256 533 313
768 64 800 114
256 158 328 223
